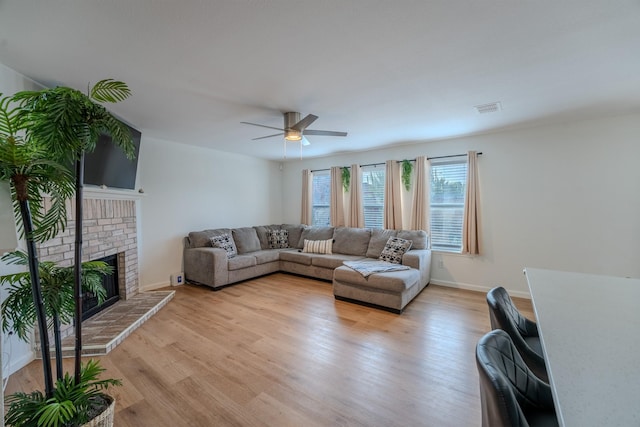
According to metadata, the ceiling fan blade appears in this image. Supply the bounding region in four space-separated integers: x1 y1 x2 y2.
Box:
252 132 284 140
301 136 311 146
291 114 318 131
303 129 348 137
241 121 284 132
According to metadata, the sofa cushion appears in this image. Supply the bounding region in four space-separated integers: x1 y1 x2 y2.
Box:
253 249 283 264
210 234 237 259
189 228 232 248
267 229 289 249
232 227 261 254
227 254 257 271
397 230 429 249
332 227 371 256
282 224 305 249
334 265 420 293
366 228 398 258
379 237 413 264
297 226 334 248
311 254 366 269
279 250 312 265
254 224 283 249
303 239 333 254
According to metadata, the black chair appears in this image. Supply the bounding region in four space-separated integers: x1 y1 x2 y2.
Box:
486 286 549 382
476 329 559 427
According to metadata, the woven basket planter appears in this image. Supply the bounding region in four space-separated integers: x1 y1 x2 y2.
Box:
81 395 115 427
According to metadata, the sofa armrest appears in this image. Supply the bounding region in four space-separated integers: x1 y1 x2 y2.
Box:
402 249 432 287
184 247 229 288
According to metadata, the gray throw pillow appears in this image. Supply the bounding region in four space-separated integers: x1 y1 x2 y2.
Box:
210 234 237 259
379 237 412 264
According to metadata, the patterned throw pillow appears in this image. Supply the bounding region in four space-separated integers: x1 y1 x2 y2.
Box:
302 238 333 254
379 237 412 264
267 229 289 249
210 234 237 259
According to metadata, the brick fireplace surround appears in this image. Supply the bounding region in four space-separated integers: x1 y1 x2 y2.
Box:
34 196 173 357
38 197 139 298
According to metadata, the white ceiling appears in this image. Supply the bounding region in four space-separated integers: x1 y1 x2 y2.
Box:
1 1 639 161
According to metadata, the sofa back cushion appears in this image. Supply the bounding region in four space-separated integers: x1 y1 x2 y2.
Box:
282 224 305 249
232 227 261 254
297 226 334 248
254 224 283 249
366 228 398 258
332 227 371 256
397 230 429 249
188 228 232 248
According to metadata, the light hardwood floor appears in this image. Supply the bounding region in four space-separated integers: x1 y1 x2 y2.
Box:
5 273 534 426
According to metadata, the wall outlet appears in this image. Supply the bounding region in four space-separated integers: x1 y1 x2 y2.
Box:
170 272 184 286
437 259 444 269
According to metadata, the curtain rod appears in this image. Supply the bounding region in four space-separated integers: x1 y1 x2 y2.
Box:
310 152 482 173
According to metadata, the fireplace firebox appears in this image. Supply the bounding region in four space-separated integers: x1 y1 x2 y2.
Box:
82 254 120 320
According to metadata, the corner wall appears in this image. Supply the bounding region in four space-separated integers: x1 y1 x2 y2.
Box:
280 113 640 296
136 136 283 289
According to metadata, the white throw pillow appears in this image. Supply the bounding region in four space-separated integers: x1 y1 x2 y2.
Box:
302 238 333 254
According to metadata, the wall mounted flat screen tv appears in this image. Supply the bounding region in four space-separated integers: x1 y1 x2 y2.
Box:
83 124 142 190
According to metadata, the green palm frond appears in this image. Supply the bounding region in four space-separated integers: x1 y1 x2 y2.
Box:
5 360 121 427
13 82 134 162
1 94 75 242
0 251 113 341
0 93 24 135
90 79 131 103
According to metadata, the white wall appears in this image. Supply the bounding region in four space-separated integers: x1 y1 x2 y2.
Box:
0 63 40 382
281 114 640 296
136 136 283 288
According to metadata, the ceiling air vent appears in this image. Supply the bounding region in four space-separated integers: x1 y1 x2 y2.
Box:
474 102 502 114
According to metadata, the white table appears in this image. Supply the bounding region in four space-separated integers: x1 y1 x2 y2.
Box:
524 268 640 427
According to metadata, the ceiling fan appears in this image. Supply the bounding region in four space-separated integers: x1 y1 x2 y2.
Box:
241 112 347 146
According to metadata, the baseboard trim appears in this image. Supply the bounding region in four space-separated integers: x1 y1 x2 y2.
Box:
430 279 531 299
139 281 171 292
4 350 34 378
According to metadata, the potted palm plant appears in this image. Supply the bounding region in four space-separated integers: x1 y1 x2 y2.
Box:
0 80 134 426
1 252 121 427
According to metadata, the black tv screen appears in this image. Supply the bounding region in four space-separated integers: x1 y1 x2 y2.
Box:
83 124 142 190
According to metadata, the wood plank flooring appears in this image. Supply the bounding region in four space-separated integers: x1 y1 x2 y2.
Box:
4 273 534 426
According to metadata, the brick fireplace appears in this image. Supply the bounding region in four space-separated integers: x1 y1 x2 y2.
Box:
38 197 139 300
34 195 173 358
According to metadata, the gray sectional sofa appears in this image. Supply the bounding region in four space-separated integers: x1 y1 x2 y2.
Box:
183 224 431 313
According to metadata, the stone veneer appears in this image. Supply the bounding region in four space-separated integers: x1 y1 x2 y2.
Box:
38 197 139 300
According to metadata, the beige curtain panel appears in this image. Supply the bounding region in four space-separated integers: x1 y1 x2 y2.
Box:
330 166 345 227
410 155 430 233
462 151 480 254
301 169 312 225
384 160 403 229
348 164 365 227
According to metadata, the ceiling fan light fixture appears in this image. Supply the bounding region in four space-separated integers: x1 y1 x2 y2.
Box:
284 129 302 141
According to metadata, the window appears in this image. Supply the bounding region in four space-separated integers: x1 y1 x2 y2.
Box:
430 159 467 252
311 170 330 226
361 166 385 229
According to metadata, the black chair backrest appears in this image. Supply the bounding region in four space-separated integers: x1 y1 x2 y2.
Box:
476 329 557 427
487 286 537 336
486 286 549 382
